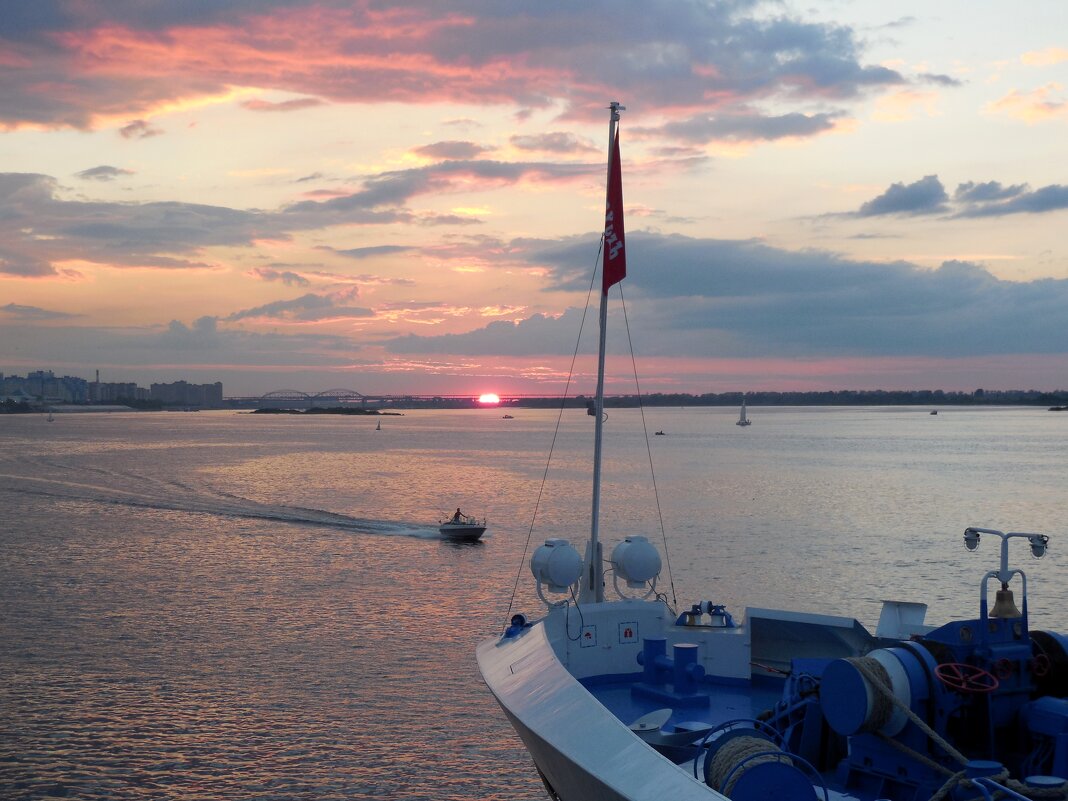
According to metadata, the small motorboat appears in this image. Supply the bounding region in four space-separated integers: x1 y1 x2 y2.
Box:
503 414 515 419
654 430 665 436
439 510 487 542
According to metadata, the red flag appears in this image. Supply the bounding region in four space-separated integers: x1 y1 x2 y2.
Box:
602 129 626 293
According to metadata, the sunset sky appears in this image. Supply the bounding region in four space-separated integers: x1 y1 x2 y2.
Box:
2 0 1067 397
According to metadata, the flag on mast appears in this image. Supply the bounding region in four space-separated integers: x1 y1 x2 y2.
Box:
602 128 626 293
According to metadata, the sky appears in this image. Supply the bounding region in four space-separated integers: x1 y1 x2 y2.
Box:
1 0 1067 397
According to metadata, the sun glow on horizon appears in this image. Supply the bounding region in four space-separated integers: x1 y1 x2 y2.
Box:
478 393 500 404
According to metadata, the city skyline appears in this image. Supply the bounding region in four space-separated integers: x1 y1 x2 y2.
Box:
2 2 1067 396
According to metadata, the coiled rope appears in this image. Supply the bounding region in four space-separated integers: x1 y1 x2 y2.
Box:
851 656 1068 800
846 657 896 733
850 655 970 766
706 736 791 796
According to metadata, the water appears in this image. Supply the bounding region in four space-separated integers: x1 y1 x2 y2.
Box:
2 406 1066 799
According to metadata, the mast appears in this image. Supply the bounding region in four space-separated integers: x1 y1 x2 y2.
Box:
581 101 624 604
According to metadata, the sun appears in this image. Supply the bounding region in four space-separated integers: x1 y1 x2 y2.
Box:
478 393 501 404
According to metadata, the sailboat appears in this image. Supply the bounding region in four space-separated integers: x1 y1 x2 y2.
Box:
47 408 55 422
476 103 1064 801
736 400 751 427
375 418 381 431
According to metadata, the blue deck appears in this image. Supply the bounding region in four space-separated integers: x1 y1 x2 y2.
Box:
585 674 785 736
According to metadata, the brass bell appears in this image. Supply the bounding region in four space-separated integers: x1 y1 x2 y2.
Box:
990 587 1022 618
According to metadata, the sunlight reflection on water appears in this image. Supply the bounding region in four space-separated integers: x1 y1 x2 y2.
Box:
1 406 1065 798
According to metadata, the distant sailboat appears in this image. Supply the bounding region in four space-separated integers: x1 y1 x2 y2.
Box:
736 399 751 426
375 418 381 431
47 409 55 422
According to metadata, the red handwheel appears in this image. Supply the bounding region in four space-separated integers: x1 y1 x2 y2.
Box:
1031 653 1052 678
935 662 1000 694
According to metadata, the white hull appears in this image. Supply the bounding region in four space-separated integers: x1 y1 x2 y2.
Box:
438 523 486 541
477 603 728 801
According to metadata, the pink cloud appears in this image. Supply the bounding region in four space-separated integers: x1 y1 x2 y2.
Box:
241 97 324 112
986 83 1067 122
3 2 901 138
119 119 163 139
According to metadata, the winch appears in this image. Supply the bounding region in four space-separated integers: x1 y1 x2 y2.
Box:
763 528 1068 800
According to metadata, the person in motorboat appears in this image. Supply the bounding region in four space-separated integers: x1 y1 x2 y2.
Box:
452 508 463 522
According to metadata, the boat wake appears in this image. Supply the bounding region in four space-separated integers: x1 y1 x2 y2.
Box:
0 464 438 539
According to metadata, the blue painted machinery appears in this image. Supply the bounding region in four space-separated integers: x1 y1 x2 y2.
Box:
760 528 1068 800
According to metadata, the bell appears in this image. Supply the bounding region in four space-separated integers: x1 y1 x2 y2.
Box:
990 588 1022 618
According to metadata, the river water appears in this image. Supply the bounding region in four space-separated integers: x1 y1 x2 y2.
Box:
2 406 1065 799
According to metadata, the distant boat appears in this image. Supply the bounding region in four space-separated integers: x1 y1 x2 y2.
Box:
375 419 381 430
47 409 54 422
736 399 751 426
438 510 487 542
931 410 939 415
502 414 514 419
654 430 665 436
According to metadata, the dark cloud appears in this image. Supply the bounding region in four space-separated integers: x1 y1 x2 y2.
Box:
917 72 964 87
845 176 1068 219
0 250 64 277
241 97 324 112
645 110 843 143
412 141 490 160
387 310 585 356
386 231 1068 359
248 266 311 286
856 175 949 216
119 119 163 139
510 132 598 155
75 165 135 181
2 157 601 280
0 302 79 320
334 245 415 260
282 159 597 223
0 315 358 372
227 292 374 323
877 17 917 30
0 172 279 276
955 184 1068 218
954 181 1027 203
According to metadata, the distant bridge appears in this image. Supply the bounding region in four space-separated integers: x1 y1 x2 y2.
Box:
260 388 366 403
224 389 548 408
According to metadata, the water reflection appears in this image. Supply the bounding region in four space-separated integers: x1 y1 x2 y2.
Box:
1 407 1064 799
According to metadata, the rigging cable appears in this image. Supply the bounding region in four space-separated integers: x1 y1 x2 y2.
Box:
618 285 678 608
503 239 604 624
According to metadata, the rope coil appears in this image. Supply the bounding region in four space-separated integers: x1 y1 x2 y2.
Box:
706 736 791 796
845 656 895 733
851 654 1068 800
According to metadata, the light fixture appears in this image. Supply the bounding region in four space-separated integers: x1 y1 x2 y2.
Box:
964 528 980 551
530 539 583 593
1029 534 1049 559
610 536 662 588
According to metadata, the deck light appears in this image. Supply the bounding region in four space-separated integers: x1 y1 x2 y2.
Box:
530 539 583 593
610 536 662 588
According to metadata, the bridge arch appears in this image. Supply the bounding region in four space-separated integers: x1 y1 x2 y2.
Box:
312 388 365 400
261 389 312 400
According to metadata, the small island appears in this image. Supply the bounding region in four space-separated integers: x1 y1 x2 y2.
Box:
250 407 403 416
